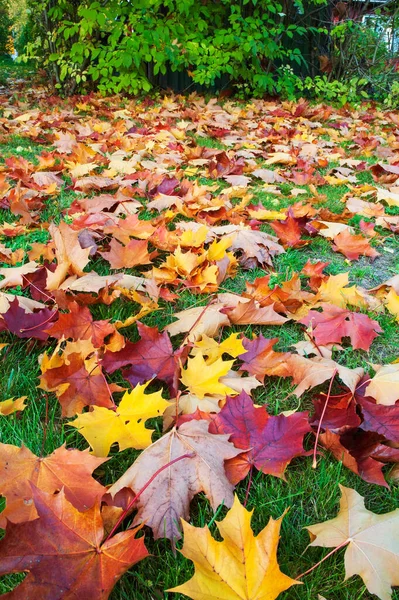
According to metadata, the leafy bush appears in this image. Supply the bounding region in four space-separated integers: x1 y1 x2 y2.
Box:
297 75 369 106
0 0 12 55
20 0 326 96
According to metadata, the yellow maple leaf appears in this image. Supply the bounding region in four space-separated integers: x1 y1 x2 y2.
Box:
69 382 170 456
386 288 399 321
0 396 27 416
180 352 236 399
180 226 208 248
192 333 246 364
318 272 367 309
207 237 232 261
169 495 297 599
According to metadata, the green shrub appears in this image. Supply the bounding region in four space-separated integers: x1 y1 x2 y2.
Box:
20 0 326 96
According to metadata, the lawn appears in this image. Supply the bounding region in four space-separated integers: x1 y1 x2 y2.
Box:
1 58 399 599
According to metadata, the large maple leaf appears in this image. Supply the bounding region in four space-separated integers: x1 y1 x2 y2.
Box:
39 352 118 416
108 420 242 541
300 303 382 351
332 229 380 261
238 335 291 382
286 355 364 397
101 322 187 395
208 392 311 482
307 485 399 600
45 301 115 346
169 495 297 600
318 429 390 487
0 298 57 341
0 443 107 527
0 487 148 600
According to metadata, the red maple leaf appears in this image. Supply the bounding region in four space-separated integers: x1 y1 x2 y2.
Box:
300 303 382 351
208 392 311 482
101 322 188 396
45 301 115 347
0 486 148 599
0 298 57 341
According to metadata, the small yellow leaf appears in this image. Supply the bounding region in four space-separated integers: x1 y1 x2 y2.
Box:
192 333 246 364
318 272 367 309
207 237 232 262
0 397 27 416
69 382 170 456
180 352 236 399
386 288 399 321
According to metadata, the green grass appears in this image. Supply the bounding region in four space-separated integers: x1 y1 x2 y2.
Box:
1 70 399 599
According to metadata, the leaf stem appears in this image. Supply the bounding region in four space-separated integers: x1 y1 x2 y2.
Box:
295 538 350 580
312 368 337 469
104 452 194 542
181 295 217 346
244 465 253 507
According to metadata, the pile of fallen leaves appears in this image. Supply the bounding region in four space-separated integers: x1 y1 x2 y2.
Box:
1 88 399 599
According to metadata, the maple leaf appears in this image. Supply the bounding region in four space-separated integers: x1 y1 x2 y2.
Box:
101 322 187 396
99 238 154 269
45 301 115 346
318 429 389 487
302 260 329 290
69 382 170 456
269 211 308 248
317 272 369 309
358 395 399 443
307 485 399 600
332 230 380 261
310 391 361 434
180 352 236 399
165 303 230 341
46 222 91 290
0 396 27 416
0 261 39 289
287 355 364 397
108 420 243 541
216 224 284 268
39 351 118 417
169 495 297 600
0 298 58 340
0 486 148 600
365 364 399 405
222 298 288 325
385 288 399 321
191 332 246 363
239 335 291 382
300 303 382 351
209 392 311 482
0 443 107 527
